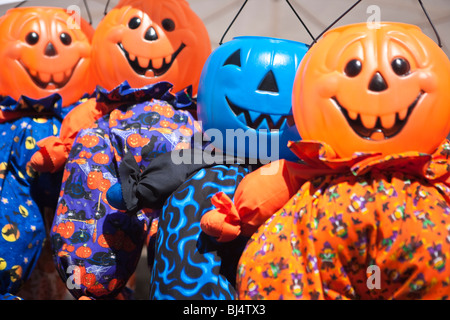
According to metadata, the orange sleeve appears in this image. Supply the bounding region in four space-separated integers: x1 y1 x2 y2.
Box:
235 159 307 234
30 98 104 173
200 159 307 242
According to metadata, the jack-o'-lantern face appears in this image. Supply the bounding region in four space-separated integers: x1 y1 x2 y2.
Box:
0 7 95 106
293 22 450 157
92 0 211 94
198 36 308 161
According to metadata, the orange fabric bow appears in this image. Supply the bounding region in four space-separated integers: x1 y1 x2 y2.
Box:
30 98 113 173
201 139 450 242
200 159 307 242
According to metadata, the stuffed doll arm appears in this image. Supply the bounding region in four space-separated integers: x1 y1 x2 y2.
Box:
30 98 114 173
107 148 237 214
201 159 307 242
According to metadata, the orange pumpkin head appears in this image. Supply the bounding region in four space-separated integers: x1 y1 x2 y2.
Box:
76 244 92 259
0 7 95 106
293 22 450 158
92 0 211 94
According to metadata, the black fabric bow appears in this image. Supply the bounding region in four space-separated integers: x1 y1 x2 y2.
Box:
118 149 237 215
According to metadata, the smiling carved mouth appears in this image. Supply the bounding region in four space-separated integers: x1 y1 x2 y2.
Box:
20 59 80 90
118 42 185 77
332 92 423 140
226 96 295 130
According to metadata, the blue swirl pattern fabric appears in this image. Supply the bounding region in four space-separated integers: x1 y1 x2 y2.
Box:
150 164 251 300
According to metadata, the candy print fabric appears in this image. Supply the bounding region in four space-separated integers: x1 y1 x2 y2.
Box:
31 81 196 174
0 94 85 298
237 140 450 300
51 82 198 299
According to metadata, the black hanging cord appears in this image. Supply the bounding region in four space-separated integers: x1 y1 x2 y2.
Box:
310 0 362 47
12 0 93 25
219 0 316 45
14 0 27 8
83 0 93 25
219 0 249 45
285 0 316 43
418 0 442 47
104 0 111 15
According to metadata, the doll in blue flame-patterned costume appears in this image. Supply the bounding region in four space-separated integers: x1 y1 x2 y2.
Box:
107 36 308 299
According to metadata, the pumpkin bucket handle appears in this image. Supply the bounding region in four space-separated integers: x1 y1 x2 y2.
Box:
418 0 442 47
218 0 316 45
13 1 26 8
310 0 442 48
104 0 111 15
9 0 93 25
309 0 362 47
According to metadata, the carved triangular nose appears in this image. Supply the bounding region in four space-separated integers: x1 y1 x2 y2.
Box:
144 27 158 41
44 42 57 57
258 70 279 93
369 72 388 92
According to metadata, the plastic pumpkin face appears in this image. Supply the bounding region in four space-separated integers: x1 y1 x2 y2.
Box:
197 36 308 161
293 22 450 158
92 0 211 94
0 7 95 106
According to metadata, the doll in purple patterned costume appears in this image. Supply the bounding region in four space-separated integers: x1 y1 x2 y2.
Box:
45 0 211 300
50 81 198 299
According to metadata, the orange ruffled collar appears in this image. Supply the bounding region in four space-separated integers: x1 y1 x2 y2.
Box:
288 139 450 184
200 139 450 244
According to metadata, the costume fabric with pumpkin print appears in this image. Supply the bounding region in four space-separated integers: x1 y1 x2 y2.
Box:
50 82 198 299
236 140 450 300
0 93 88 299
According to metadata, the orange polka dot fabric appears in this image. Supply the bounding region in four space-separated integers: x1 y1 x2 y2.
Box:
237 140 450 300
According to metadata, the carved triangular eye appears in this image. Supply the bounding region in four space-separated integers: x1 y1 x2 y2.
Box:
258 70 279 93
223 49 241 67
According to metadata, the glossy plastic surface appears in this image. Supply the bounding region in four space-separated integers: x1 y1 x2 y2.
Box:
91 0 211 94
0 7 95 106
197 36 308 161
293 22 450 157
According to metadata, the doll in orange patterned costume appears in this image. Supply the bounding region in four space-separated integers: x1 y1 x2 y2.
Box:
200 22 450 300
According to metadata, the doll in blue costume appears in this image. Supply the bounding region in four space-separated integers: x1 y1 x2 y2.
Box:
0 7 95 300
46 0 211 300
107 36 309 299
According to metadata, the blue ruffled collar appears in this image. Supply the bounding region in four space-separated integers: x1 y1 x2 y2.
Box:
94 81 195 110
0 93 90 119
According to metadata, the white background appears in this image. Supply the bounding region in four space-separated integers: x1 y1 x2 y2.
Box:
1 0 449 55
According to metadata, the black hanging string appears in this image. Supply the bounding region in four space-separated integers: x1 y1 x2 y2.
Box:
310 0 362 47
11 0 93 25
219 0 316 45
219 0 248 45
83 0 93 25
418 0 442 47
285 0 316 43
14 0 27 8
104 0 111 15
